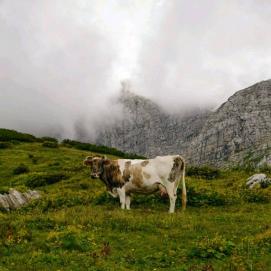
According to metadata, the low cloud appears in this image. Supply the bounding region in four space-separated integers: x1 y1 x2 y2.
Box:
135 0 271 112
0 1 271 139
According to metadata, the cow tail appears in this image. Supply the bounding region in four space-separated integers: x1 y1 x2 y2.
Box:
181 159 187 211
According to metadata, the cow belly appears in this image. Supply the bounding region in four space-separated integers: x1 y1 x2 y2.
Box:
124 183 160 194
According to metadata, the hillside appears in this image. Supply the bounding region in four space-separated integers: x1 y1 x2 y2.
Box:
0 130 271 270
96 80 271 167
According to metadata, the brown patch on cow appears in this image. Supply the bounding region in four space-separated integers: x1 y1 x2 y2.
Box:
168 156 183 182
102 160 124 189
141 160 149 167
131 165 144 187
143 172 151 179
123 161 131 183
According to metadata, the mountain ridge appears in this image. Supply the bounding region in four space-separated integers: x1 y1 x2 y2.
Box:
96 80 271 167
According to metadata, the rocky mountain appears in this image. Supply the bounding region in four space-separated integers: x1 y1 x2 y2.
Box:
96 80 271 167
188 80 271 167
96 89 210 158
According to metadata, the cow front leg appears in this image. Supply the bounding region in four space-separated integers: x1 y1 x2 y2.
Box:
117 187 126 209
125 195 131 210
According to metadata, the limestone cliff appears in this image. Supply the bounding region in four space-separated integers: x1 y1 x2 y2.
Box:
188 80 271 166
95 80 271 167
96 89 210 158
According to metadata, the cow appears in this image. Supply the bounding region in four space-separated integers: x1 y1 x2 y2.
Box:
84 155 186 213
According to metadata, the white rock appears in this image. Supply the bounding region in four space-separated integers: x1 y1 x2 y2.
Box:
246 173 271 189
0 189 41 211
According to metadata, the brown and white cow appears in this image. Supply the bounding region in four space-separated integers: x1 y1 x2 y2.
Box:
84 155 186 213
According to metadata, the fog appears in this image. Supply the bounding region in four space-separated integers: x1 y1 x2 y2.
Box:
0 1 271 139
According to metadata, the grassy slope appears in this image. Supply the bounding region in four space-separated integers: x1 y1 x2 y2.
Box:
0 143 270 271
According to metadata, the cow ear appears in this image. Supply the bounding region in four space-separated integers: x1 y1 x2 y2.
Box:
84 156 93 166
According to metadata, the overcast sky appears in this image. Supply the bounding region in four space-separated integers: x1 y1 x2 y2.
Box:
0 0 271 138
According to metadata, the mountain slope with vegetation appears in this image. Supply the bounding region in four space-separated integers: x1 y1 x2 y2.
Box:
0 129 271 270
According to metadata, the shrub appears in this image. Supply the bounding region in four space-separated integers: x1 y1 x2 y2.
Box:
241 188 270 203
28 153 38 164
0 142 11 149
13 164 30 175
0 128 36 142
187 166 221 179
25 172 67 188
190 236 235 259
40 137 58 143
47 231 93 252
42 141 58 148
62 139 145 159
185 187 228 207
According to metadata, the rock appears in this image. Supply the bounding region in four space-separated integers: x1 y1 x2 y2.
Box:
0 189 41 211
246 174 271 189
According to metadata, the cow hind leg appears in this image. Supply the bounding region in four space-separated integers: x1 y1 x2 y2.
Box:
165 183 177 213
125 195 131 210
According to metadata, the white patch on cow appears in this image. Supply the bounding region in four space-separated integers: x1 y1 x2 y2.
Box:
140 155 176 185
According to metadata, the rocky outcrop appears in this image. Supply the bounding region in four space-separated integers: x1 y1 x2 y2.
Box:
96 89 210 158
246 174 271 189
95 80 271 167
187 80 271 166
0 189 40 211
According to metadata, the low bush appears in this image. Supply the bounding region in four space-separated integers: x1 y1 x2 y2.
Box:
186 187 228 207
62 139 145 159
0 142 11 149
13 164 30 175
28 153 38 164
42 141 58 148
187 166 221 180
0 128 36 142
25 172 67 188
40 137 58 143
241 188 270 203
190 236 235 259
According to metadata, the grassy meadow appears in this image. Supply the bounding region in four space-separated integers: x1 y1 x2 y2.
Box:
0 136 271 270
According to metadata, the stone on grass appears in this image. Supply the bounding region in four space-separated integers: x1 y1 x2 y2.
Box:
0 188 40 211
246 174 271 189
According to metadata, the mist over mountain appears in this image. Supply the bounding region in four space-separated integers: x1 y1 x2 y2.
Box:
1 1 271 141
95 80 271 167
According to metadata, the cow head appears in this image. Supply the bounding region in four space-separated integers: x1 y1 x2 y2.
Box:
84 155 109 179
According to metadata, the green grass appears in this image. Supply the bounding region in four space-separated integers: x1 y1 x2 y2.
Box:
0 141 271 270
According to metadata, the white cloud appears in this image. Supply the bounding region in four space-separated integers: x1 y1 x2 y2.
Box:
0 0 270 138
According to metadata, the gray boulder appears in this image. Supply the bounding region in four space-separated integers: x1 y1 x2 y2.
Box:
246 174 271 189
0 189 40 211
